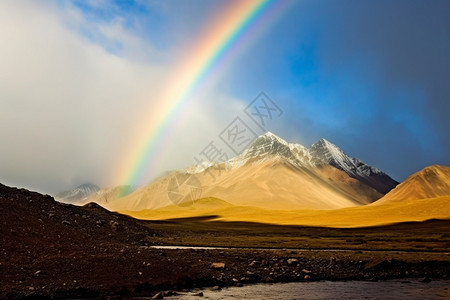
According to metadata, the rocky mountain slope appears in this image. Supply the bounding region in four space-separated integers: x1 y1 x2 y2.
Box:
309 138 398 194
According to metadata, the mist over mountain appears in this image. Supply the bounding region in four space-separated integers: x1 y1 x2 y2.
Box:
55 184 100 204
55 184 136 206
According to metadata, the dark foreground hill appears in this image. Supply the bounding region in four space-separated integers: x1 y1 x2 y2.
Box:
0 183 197 298
1 183 449 299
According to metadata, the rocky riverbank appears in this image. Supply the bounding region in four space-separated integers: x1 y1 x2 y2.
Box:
2 245 449 299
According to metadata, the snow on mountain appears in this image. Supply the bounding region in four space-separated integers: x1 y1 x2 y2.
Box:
228 131 298 168
309 138 398 194
309 138 380 175
55 183 100 204
191 132 398 194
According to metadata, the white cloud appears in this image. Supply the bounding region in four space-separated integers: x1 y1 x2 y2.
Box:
0 1 165 193
0 0 245 194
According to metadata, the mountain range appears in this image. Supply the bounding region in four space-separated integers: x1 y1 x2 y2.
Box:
85 132 398 212
56 184 136 206
124 164 450 227
54 132 450 227
47 131 450 226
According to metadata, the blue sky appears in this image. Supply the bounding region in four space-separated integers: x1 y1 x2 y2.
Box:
1 0 449 193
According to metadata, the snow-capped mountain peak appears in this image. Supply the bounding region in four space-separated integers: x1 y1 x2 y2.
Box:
187 131 398 194
234 132 296 165
308 138 396 193
310 138 352 169
310 138 381 175
258 131 289 145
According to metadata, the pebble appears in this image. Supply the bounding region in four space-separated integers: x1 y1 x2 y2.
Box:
211 262 225 269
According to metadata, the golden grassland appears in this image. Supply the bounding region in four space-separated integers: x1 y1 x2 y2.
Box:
121 195 450 228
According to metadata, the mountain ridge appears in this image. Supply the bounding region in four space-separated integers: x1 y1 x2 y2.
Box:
102 131 397 212
222 132 398 194
309 138 398 194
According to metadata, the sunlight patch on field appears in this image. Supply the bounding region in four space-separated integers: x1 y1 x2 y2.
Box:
120 196 450 228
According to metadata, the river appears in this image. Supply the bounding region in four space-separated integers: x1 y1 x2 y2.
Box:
164 279 450 299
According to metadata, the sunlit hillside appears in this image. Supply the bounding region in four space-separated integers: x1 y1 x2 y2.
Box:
375 165 450 204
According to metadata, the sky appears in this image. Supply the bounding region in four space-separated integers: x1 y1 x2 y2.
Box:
1 0 449 194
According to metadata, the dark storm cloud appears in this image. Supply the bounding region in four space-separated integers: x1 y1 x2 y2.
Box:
304 0 450 180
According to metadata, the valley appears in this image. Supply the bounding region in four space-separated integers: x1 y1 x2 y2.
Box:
3 133 450 299
3 1 450 298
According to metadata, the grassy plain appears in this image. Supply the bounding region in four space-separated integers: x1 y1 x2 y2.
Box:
123 196 450 227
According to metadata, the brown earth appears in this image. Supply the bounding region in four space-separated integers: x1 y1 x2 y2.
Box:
1 183 449 299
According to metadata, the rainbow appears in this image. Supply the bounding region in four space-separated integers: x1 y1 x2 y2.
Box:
115 0 289 189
